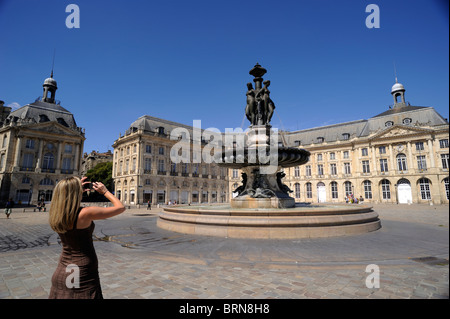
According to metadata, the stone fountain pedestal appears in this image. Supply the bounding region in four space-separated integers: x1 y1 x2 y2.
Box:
157 63 381 239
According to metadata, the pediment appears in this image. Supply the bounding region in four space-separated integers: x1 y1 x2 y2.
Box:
369 125 434 141
20 122 82 137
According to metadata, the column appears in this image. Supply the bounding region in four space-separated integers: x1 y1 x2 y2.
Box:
73 143 80 174
427 139 435 168
13 136 22 171
407 142 414 172
388 144 395 173
35 139 44 173
55 142 62 173
371 146 377 175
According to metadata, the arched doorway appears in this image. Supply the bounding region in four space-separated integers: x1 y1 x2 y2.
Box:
397 178 412 204
317 182 326 203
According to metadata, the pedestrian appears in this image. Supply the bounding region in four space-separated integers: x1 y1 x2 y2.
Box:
5 198 14 218
48 176 125 299
147 200 152 210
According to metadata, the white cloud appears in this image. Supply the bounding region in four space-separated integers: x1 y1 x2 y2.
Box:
7 102 21 111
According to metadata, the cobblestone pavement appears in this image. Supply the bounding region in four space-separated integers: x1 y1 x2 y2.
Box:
0 204 448 299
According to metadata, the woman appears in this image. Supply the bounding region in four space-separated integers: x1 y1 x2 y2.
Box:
48 176 125 299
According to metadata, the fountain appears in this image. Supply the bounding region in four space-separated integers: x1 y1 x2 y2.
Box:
157 64 381 239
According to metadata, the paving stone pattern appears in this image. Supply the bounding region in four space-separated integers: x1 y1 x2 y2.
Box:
0 204 448 299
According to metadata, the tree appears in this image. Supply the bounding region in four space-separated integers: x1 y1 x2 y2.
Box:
84 162 113 201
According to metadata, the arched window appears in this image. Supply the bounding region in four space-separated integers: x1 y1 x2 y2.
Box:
344 181 352 197
381 179 391 200
396 153 408 171
418 178 431 200
330 181 338 199
444 178 449 200
305 182 312 199
294 183 300 199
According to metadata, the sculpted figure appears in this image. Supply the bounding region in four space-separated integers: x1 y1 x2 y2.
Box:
262 80 275 124
276 172 293 194
233 173 248 196
245 83 257 125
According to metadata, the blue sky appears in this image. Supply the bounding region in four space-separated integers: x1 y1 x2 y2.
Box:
0 0 448 153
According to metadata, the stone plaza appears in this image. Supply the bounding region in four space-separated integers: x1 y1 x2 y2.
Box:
0 203 448 299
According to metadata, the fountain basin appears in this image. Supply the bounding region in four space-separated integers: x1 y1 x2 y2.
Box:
157 203 382 239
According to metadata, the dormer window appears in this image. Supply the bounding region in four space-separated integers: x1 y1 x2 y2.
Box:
57 118 68 127
157 126 165 135
342 133 350 140
317 137 324 143
385 121 394 127
39 114 50 123
402 118 412 125
294 140 301 146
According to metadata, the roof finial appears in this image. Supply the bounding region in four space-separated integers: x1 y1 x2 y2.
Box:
393 61 398 83
51 48 56 78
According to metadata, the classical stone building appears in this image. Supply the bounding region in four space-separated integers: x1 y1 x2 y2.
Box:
0 73 85 204
80 150 113 176
231 79 449 205
112 115 229 205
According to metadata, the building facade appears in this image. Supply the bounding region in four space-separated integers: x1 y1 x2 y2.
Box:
112 115 229 205
80 150 113 176
230 79 449 205
0 74 85 205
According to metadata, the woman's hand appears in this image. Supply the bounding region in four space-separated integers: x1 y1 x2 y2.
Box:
92 182 108 195
81 176 91 192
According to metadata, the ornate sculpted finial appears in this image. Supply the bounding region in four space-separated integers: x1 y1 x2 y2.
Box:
245 64 275 126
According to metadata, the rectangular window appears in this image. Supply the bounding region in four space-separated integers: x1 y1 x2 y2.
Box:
415 142 425 151
64 144 72 153
417 155 427 171
62 157 72 173
144 158 152 173
317 154 323 161
294 166 300 177
441 154 449 169
361 148 368 156
344 163 351 174
329 152 335 160
362 160 370 174
380 158 388 172
25 139 35 149
439 139 449 148
330 163 337 176
146 145 152 153
232 169 239 179
158 159 165 173
317 164 324 176
343 151 349 159
159 147 164 155
305 165 311 177
379 146 386 154
22 153 34 169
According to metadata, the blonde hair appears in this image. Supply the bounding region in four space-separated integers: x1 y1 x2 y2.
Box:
49 176 83 233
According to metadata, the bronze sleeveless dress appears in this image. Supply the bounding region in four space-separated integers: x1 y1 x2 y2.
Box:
49 208 103 299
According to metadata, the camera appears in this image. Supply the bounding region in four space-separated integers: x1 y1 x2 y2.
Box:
83 181 92 190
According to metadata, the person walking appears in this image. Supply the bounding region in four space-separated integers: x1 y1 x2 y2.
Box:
5 198 13 218
48 176 125 299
